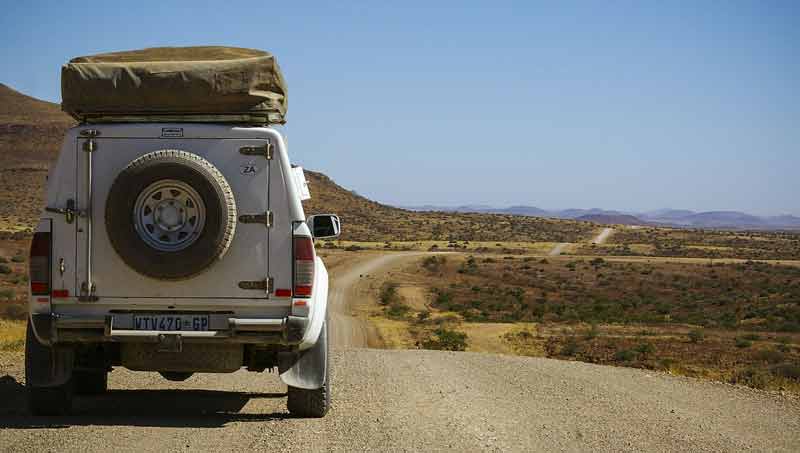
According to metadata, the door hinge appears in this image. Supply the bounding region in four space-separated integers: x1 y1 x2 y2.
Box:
238 277 273 292
80 129 100 153
239 142 272 159
78 281 98 302
239 211 273 227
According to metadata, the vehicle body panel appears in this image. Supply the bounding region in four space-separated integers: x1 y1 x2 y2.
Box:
30 124 326 353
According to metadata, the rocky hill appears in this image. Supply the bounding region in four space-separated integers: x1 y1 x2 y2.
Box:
0 84 595 243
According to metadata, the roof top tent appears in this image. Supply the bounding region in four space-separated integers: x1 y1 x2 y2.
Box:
61 46 288 125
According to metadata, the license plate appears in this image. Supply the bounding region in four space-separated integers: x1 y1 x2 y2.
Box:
133 314 210 331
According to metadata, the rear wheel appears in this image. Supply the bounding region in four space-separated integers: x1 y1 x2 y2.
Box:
25 322 73 415
73 370 108 395
287 323 330 418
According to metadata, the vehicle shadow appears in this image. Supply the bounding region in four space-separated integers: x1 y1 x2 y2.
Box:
0 374 294 429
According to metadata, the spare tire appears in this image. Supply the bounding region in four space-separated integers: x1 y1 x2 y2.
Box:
105 150 236 280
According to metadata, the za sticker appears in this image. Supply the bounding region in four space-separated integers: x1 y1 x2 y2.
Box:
240 161 259 176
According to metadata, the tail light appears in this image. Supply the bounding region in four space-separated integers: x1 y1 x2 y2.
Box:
293 236 315 297
30 232 51 295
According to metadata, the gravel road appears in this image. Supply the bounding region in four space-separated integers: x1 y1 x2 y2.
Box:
1 253 798 452
592 227 615 245
548 243 570 256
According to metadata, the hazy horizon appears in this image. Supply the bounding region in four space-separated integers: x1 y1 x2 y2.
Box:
2 2 797 215
391 202 798 218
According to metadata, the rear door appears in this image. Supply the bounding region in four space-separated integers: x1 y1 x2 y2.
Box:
75 137 271 299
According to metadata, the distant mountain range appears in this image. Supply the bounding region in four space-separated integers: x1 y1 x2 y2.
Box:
401 205 800 230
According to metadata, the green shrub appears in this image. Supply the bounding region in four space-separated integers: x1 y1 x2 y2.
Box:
11 255 25 263
421 328 468 351
344 245 362 252
740 333 761 341
379 282 399 306
0 264 11 275
634 342 655 356
0 257 7 264
735 337 753 348
613 349 637 362
561 337 579 356
386 302 410 320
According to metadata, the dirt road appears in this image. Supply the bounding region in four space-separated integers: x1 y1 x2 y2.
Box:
1 252 799 452
592 227 614 244
328 252 424 349
548 243 570 256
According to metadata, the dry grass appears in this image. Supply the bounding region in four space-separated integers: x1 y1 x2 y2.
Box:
0 319 25 352
358 252 800 392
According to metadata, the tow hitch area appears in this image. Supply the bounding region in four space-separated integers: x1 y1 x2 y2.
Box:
157 333 183 352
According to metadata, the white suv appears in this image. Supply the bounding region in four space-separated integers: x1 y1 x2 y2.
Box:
26 123 339 417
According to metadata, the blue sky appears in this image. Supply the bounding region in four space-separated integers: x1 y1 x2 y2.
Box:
1 1 798 215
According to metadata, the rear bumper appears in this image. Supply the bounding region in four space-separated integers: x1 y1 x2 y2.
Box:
32 312 308 346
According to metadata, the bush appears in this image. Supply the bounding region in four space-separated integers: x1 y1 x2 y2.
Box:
585 323 599 340
740 333 761 341
379 282 399 306
0 264 11 275
561 337 579 356
386 302 410 320
415 311 430 323
0 289 14 301
11 255 25 263
771 363 800 381
754 349 785 364
730 367 770 389
687 329 705 343
422 256 445 273
1 303 26 320
421 328 468 351
613 349 637 362
634 342 655 357
735 337 753 348
344 245 362 252
0 257 7 264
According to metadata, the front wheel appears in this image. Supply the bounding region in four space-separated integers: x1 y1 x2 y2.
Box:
287 322 330 418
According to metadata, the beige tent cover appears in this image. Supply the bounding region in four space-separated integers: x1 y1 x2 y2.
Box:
61 46 287 124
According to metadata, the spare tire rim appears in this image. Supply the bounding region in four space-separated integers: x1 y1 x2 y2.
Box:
133 179 207 252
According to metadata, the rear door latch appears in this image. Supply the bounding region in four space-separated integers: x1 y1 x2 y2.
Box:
238 277 273 293
239 142 272 159
239 211 273 227
45 199 83 224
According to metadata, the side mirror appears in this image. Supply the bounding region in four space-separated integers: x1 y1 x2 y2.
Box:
307 214 341 239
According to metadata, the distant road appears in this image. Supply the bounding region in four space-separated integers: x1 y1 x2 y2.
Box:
548 242 570 256
1 251 798 452
549 227 614 256
592 227 615 244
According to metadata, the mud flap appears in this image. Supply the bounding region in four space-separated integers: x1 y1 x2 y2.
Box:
279 321 327 390
25 320 74 388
